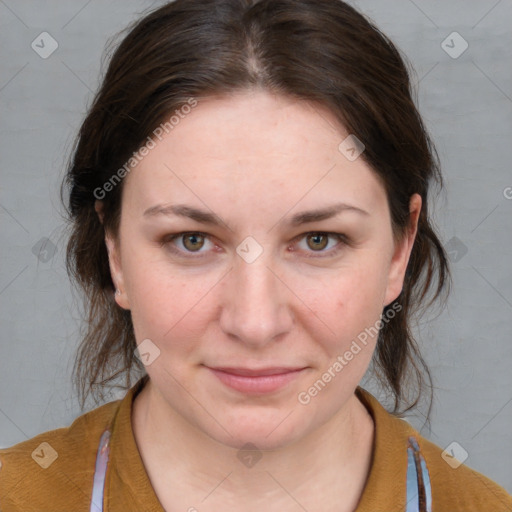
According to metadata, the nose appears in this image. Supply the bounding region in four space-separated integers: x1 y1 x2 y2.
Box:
219 250 293 349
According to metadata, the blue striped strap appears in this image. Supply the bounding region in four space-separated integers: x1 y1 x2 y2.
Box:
406 436 432 512
90 429 111 512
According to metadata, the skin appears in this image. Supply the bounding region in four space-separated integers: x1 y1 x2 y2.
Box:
96 89 421 511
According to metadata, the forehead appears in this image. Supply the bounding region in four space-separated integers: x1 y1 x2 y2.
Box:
122 90 386 218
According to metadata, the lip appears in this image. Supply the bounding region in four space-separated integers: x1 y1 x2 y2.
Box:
205 366 307 394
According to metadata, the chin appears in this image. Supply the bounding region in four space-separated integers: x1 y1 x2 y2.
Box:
200 408 310 451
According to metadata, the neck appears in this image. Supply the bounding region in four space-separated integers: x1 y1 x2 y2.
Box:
132 379 374 510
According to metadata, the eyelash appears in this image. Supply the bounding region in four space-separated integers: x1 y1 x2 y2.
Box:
160 231 350 259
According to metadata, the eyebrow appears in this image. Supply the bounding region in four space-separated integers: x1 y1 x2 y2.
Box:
143 202 369 227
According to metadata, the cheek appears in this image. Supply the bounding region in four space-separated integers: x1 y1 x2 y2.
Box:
302 264 390 383
124 237 391 352
124 252 216 348
328 261 390 329
302 266 388 401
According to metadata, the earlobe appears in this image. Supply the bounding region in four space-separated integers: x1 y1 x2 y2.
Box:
383 193 422 307
104 233 130 310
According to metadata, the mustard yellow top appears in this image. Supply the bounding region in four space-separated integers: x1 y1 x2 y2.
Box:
1 376 511 511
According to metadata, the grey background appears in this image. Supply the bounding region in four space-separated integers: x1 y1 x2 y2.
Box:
1 0 511 494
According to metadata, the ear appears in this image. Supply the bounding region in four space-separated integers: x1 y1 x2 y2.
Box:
95 200 130 310
383 193 422 307
104 234 130 310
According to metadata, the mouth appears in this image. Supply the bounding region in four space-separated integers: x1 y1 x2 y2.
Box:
204 365 308 394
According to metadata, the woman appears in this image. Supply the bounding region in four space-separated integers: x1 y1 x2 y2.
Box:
1 0 510 510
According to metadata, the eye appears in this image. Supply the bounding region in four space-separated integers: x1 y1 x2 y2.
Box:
293 232 349 258
161 231 349 259
162 232 214 257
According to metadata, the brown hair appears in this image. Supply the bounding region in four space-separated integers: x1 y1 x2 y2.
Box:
61 0 450 414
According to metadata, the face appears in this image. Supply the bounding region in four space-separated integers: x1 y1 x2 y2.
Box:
101 89 420 450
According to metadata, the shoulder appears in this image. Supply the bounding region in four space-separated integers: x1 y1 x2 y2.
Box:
0 398 121 512
356 387 512 511
415 433 512 511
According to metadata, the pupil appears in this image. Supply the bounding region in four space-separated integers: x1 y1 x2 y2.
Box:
185 234 202 251
310 234 326 250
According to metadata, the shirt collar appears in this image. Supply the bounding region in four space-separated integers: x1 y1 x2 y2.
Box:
103 378 414 511
354 387 414 510
104 375 165 512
